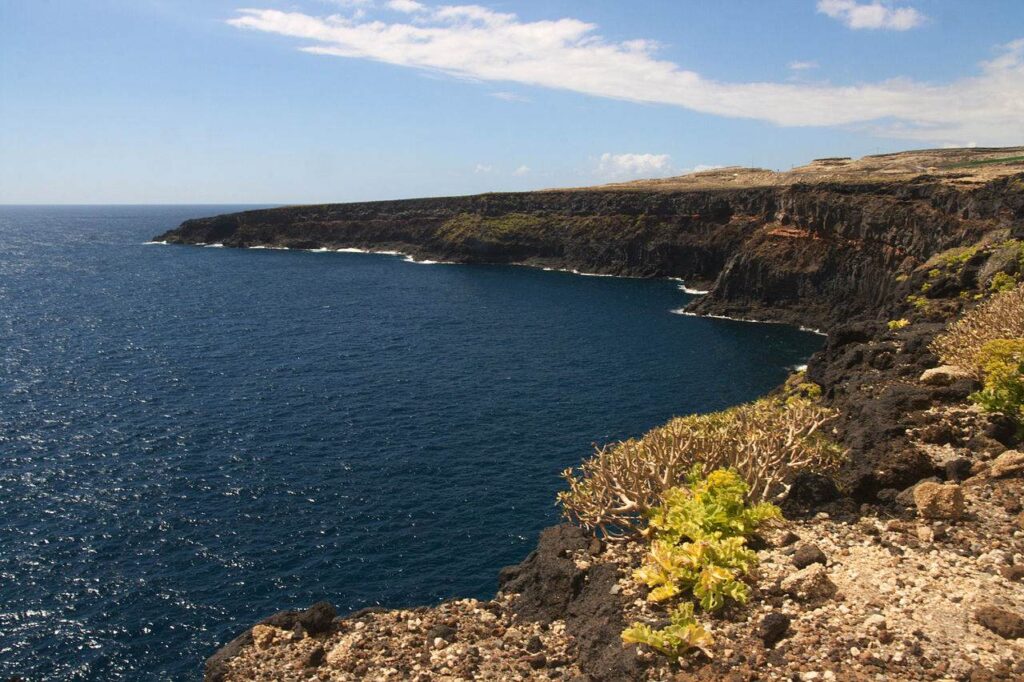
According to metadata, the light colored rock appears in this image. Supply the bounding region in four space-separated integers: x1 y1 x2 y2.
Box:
989 450 1024 478
919 365 974 386
913 481 965 520
863 614 886 630
781 564 837 601
251 624 279 650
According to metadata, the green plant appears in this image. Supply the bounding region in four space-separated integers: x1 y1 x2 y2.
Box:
888 318 910 331
621 602 712 659
895 273 909 283
932 283 1024 374
623 469 779 658
634 469 778 607
907 294 931 311
558 397 841 537
970 339 1024 421
989 271 1019 293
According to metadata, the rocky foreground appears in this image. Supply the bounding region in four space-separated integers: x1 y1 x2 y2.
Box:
160 148 1024 680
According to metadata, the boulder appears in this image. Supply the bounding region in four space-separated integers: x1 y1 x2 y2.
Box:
792 544 827 569
913 481 965 520
781 564 837 601
988 450 1024 479
758 612 791 647
919 365 974 386
975 605 1024 639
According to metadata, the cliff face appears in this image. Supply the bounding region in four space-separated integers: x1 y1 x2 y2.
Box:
157 167 1024 331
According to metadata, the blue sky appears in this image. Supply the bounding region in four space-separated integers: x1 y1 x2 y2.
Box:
1 0 1022 204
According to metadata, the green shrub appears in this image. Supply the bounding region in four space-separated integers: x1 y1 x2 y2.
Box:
888 318 910 330
970 339 1024 421
989 271 1019 293
622 469 779 658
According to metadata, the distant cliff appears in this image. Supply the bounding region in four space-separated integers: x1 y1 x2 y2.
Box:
158 148 1024 331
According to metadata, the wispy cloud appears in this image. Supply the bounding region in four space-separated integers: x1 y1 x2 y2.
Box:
490 91 530 102
816 0 926 31
474 163 493 174
788 60 819 71
513 164 531 176
228 5 1024 145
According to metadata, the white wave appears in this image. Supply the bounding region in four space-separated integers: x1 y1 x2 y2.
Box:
540 266 619 278
143 240 168 245
672 309 828 336
308 247 332 252
790 364 809 372
677 283 710 295
205 243 225 248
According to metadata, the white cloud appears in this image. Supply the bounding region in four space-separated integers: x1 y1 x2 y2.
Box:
513 164 531 176
474 163 493 174
228 5 1024 145
490 91 530 102
597 153 672 178
788 60 819 71
816 0 925 31
386 0 425 13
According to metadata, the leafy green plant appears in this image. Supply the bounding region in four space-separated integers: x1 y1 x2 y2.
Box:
970 339 1024 422
989 271 1019 293
623 469 779 658
621 602 712 659
888 318 910 330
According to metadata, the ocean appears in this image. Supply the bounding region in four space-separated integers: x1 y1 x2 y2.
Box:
0 205 822 680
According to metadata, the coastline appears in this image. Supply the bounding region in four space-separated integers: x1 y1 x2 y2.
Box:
154 149 1024 681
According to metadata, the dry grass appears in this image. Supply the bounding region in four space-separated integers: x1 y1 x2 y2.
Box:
931 283 1024 375
557 396 843 538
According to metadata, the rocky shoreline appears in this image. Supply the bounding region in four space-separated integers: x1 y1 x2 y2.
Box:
157 148 1024 680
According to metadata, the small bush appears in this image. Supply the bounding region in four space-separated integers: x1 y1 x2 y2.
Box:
888 318 910 331
558 397 841 537
989 271 1019 293
970 339 1024 421
622 469 778 658
931 283 1024 375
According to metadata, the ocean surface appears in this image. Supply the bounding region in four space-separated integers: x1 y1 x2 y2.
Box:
0 205 822 680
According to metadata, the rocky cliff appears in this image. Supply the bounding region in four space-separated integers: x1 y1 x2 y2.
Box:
157 148 1024 331
159 148 1024 681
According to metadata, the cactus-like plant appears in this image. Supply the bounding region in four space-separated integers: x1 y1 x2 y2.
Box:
558 396 840 538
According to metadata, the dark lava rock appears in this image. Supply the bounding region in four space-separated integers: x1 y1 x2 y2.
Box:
786 472 841 506
525 635 543 653
298 601 336 634
426 624 457 643
501 524 644 682
526 653 547 669
792 544 827 569
499 524 590 623
302 646 325 669
876 488 899 503
985 415 1021 448
776 531 800 547
975 605 1024 639
945 457 973 483
758 612 791 648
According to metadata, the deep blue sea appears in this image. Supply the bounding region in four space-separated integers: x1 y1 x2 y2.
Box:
0 206 822 680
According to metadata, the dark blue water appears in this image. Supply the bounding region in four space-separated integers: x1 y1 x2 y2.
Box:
0 206 821 680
